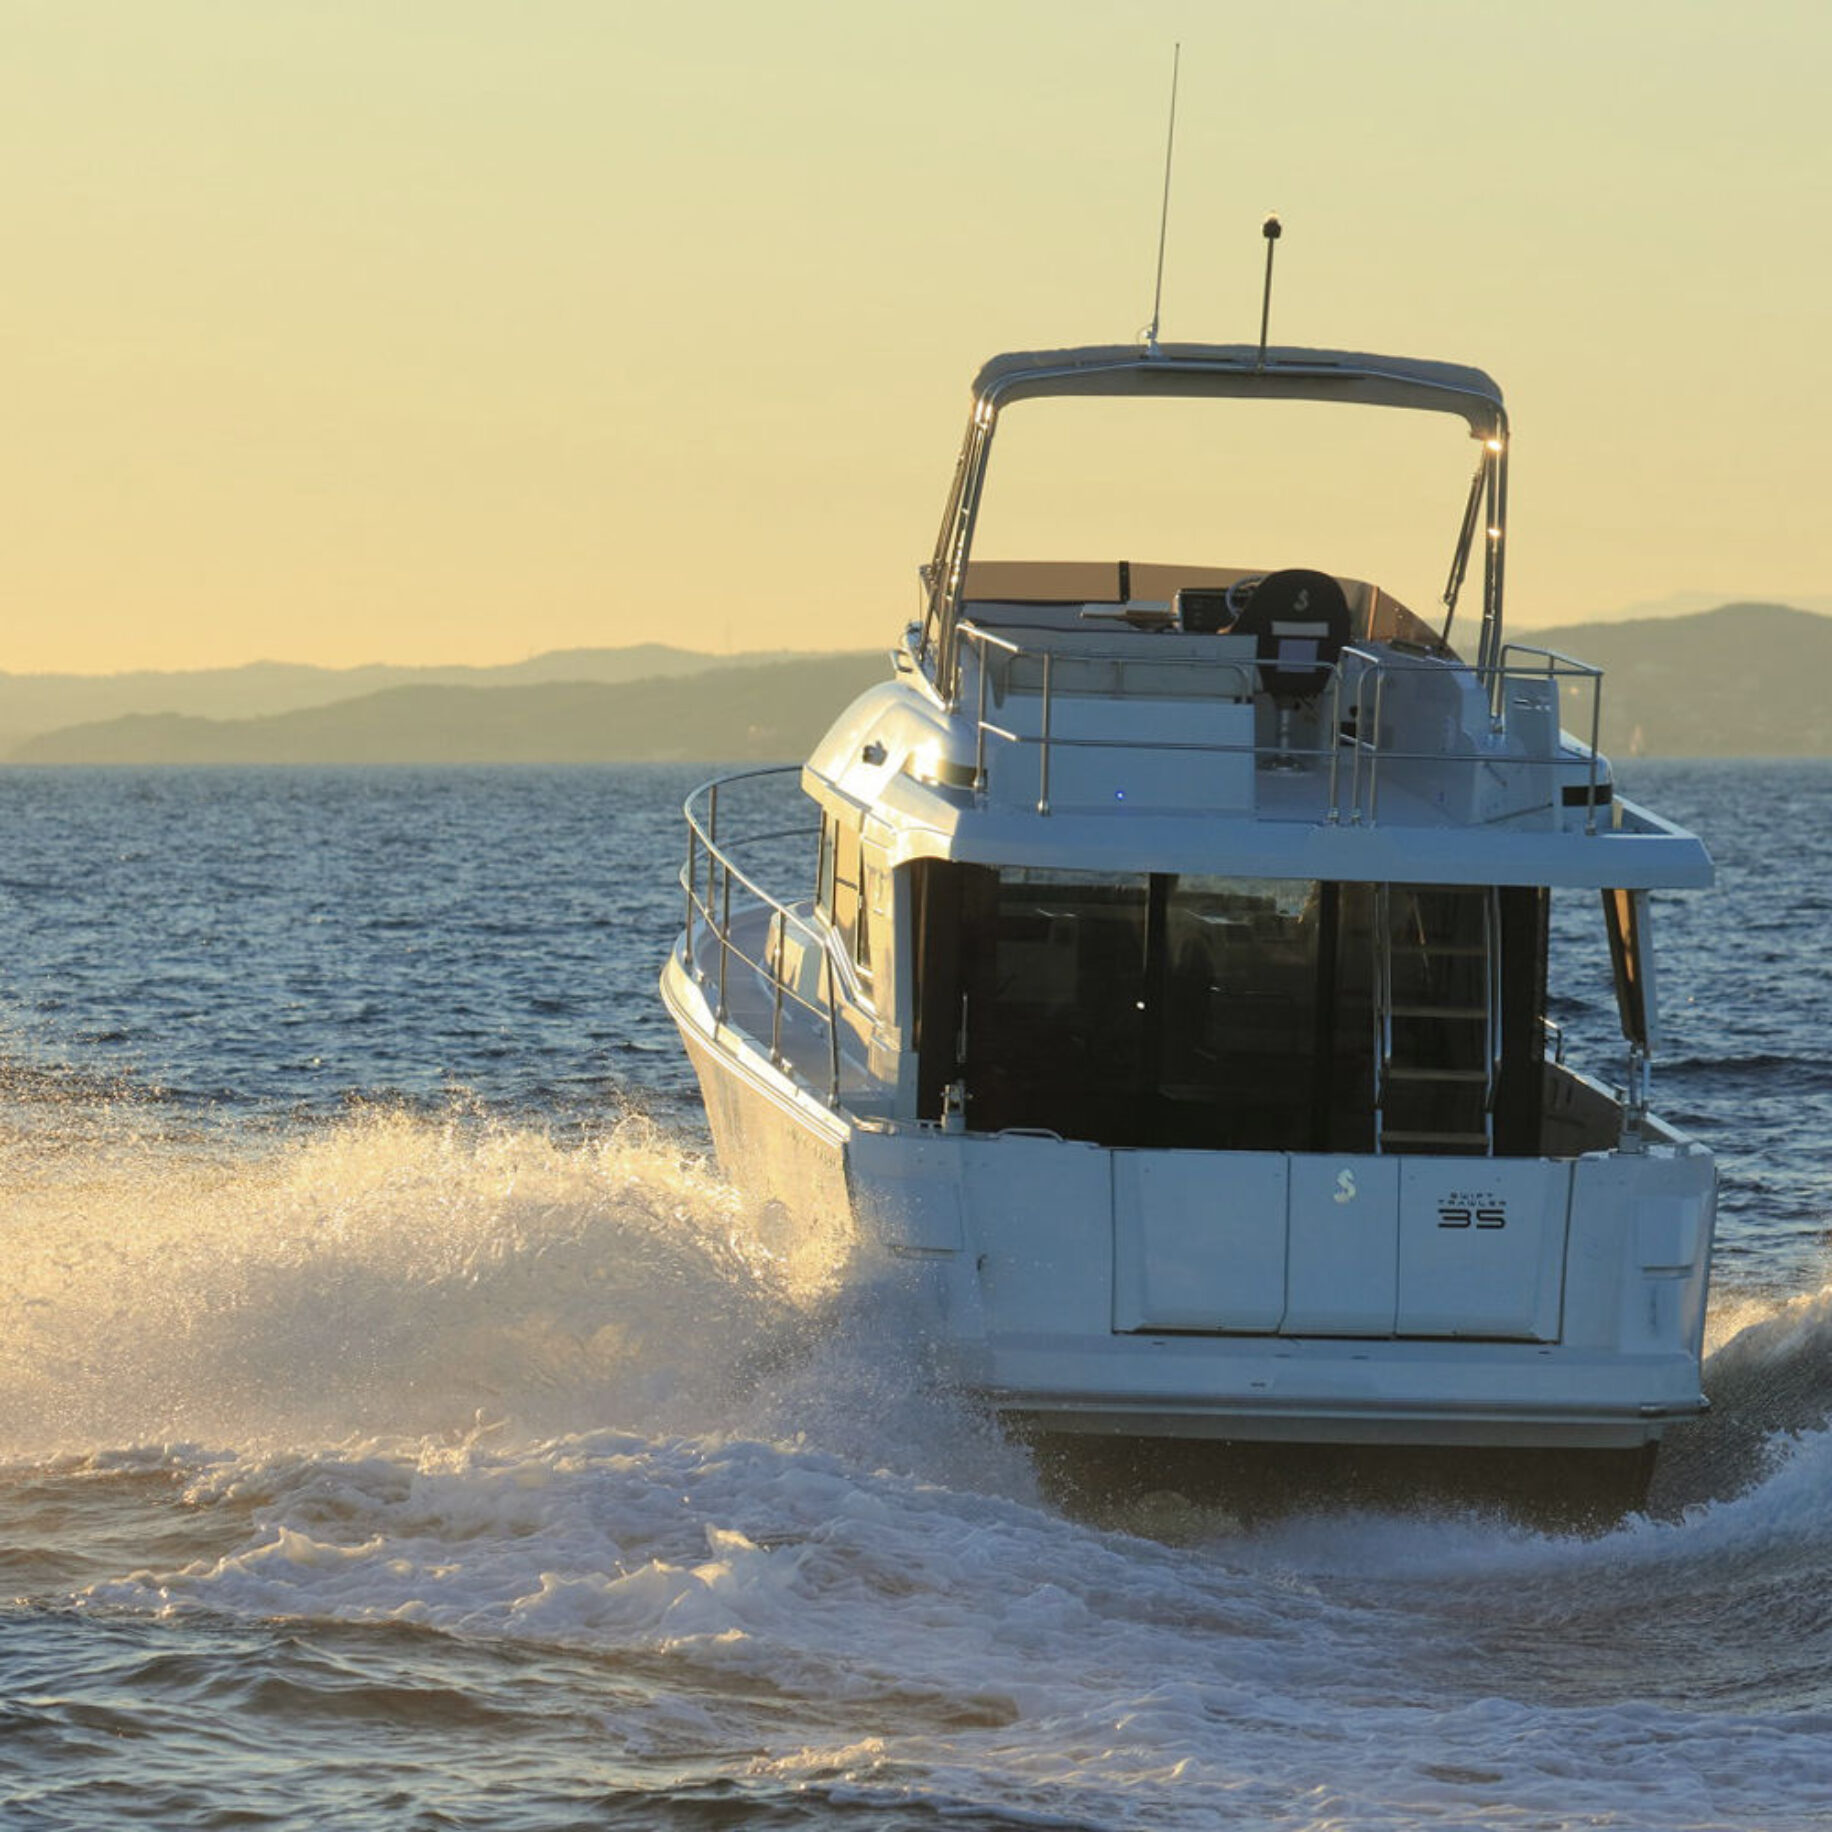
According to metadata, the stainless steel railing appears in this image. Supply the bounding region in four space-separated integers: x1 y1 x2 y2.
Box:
679 767 849 1105
954 623 1608 829
1497 643 1607 834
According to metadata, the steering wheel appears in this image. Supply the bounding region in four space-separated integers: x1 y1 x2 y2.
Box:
1225 574 1264 620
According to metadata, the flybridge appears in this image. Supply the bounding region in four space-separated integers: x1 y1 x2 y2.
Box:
922 341 1513 700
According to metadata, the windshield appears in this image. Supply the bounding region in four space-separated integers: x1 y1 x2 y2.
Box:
968 394 1486 630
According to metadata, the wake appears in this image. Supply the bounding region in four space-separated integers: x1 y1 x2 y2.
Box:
4 1102 1830 1538
0 1107 822 1460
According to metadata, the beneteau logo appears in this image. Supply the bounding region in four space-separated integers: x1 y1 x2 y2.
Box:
1333 1168 1357 1204
1438 1191 1507 1229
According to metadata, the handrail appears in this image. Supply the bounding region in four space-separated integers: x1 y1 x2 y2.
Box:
1498 643 1606 835
678 766 851 1106
960 621 1260 814
956 624 1610 829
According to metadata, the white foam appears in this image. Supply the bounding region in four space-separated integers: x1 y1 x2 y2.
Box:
13 1112 1832 1828
0 1110 833 1458
68 1421 1832 1831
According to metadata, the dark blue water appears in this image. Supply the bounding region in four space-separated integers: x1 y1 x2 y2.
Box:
3 760 1831 1831
0 765 706 1125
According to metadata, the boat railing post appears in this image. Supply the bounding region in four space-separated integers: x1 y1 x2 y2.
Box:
683 820 698 975
1365 668 1388 824
716 850 732 1023
1543 654 1563 828
770 909 787 1064
1337 646 1383 825
703 817 719 999
974 635 989 795
1325 665 1344 823
1357 665 1378 823
1345 664 1365 823
1587 670 1604 836
1037 650 1054 816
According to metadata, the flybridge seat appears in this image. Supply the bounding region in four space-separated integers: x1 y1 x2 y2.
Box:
1230 568 1353 703
1229 569 1353 773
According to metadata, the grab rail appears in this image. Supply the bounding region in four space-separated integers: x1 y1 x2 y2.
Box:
680 766 849 1106
1497 644 1606 834
956 623 1609 829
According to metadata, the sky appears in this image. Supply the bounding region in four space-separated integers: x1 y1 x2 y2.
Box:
3 1 1830 674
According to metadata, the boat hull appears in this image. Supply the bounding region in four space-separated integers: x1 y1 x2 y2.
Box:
663 945 1716 1454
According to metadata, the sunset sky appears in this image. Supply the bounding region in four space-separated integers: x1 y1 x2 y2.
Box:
4 2 1828 674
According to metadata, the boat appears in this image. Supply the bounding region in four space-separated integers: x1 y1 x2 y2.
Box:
661 335 1716 1512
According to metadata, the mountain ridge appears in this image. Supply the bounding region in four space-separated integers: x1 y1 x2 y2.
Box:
8 602 1831 763
8 655 889 766
1525 601 1832 756
0 645 799 753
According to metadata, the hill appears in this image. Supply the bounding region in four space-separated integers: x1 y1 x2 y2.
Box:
1527 601 1832 756
8 602 1832 764
8 655 888 765
0 645 781 754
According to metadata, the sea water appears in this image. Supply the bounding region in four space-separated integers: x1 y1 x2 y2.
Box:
2 761 1831 1830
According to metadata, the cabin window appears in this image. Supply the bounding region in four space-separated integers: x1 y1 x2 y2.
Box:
851 871 873 980
919 866 1545 1154
863 861 891 977
816 815 837 917
946 868 1342 1148
820 816 871 983
1159 877 1339 1152
814 811 880 994
955 868 1149 1143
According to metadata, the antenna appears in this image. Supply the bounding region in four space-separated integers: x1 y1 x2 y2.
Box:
1256 214 1282 368
1145 43 1181 355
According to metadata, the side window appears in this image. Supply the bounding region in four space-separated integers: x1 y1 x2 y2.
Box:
816 814 837 917
832 822 870 980
862 862 891 979
815 808 877 990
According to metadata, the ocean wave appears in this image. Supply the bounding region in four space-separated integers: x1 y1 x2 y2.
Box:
5 1108 1832 1829
0 1110 836 1461
47 1412 1832 1829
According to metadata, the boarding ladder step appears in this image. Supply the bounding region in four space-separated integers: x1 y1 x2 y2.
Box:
1373 884 1501 1157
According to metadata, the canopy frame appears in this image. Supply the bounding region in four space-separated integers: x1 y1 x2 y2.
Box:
918 342 1512 706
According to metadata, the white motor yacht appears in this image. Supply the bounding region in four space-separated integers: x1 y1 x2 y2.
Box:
661 338 1716 1508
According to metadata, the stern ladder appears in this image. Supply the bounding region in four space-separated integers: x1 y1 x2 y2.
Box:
1373 883 1500 1155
